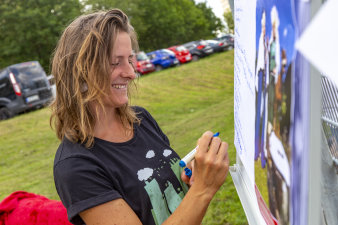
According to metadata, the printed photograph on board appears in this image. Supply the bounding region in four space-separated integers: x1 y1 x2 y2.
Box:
254 0 296 224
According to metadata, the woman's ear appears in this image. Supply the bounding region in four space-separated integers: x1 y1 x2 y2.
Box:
81 83 88 93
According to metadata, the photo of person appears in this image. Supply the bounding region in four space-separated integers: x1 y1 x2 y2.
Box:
254 0 296 224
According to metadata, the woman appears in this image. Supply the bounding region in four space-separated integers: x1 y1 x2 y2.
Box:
51 9 229 225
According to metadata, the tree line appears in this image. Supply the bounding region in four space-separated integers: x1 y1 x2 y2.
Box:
0 0 225 73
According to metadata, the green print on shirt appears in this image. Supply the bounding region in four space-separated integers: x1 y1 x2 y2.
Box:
145 179 170 225
170 158 189 195
142 156 188 225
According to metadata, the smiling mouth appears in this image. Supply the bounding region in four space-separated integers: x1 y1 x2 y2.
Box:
112 84 127 89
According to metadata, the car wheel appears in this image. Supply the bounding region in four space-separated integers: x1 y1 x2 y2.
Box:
192 55 199 61
0 107 12 120
227 45 234 50
155 65 163 71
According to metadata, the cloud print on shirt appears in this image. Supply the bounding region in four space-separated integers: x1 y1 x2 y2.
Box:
163 149 172 157
137 168 153 181
146 150 155 158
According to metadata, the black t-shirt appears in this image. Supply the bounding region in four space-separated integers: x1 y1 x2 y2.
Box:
53 106 188 225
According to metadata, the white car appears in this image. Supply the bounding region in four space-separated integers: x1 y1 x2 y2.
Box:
47 75 56 99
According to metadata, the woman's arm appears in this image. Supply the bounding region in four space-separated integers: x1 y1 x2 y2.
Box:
79 199 143 225
80 131 229 225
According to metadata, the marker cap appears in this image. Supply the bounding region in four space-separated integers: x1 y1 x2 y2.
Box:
179 160 186 167
184 167 192 178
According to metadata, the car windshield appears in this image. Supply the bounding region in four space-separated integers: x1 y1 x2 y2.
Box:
162 49 175 55
206 40 219 45
176 46 187 51
147 53 156 60
199 41 207 45
183 43 195 50
221 35 234 41
10 62 46 89
137 52 148 61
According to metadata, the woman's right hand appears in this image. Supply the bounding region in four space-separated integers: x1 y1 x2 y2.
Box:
190 131 229 200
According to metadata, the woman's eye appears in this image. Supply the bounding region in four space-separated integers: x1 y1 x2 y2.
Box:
111 62 119 66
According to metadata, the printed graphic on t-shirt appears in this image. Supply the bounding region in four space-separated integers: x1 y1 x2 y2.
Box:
137 149 188 225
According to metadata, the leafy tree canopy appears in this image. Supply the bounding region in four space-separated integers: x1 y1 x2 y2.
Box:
0 0 82 73
224 10 234 34
0 0 223 72
83 0 223 51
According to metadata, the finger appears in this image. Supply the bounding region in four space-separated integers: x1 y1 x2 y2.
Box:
216 141 229 162
185 159 193 169
224 150 230 174
208 137 222 156
223 144 230 170
189 160 195 186
181 169 190 185
196 131 214 154
217 142 230 176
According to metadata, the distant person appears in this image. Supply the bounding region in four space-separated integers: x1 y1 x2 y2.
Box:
267 6 281 138
255 10 268 168
50 9 229 225
266 7 290 225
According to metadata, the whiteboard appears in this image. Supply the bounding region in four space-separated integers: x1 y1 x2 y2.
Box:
231 0 322 224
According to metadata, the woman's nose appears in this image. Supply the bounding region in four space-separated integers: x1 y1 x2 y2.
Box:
121 61 136 79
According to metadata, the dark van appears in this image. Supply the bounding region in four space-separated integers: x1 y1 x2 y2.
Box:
0 61 53 120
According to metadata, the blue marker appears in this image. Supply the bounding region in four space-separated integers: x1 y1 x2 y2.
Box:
179 132 220 178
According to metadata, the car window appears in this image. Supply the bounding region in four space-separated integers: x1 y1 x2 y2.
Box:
206 40 218 45
137 52 148 61
147 53 155 60
0 70 14 98
10 62 47 89
11 62 45 81
184 44 195 50
176 46 187 51
161 49 175 55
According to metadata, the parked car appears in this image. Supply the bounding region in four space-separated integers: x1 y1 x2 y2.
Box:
167 45 192 64
147 49 179 71
136 51 155 76
183 40 213 61
47 75 56 99
205 40 228 52
214 34 234 50
0 61 53 120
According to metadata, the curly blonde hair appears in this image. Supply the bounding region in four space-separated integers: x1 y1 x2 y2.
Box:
50 9 139 148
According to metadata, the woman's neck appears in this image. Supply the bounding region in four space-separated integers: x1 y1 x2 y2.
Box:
93 107 133 143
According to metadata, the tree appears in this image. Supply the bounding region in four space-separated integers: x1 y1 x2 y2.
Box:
82 0 222 51
0 0 83 73
196 2 225 37
224 10 234 34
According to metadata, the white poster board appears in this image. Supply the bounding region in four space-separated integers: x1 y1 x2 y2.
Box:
230 0 321 224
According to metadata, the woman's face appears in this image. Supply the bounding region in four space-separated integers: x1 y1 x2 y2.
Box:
106 31 136 108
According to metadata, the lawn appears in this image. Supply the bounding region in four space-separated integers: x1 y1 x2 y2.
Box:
0 50 248 225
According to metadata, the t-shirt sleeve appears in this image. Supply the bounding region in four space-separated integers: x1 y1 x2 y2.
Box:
54 156 121 225
135 106 170 145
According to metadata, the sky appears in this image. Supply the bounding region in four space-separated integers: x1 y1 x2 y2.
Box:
195 0 225 21
194 0 227 28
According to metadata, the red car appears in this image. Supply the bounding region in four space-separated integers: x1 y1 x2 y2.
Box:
167 45 192 64
136 51 155 75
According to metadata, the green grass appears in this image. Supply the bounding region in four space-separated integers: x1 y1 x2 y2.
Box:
0 51 248 225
